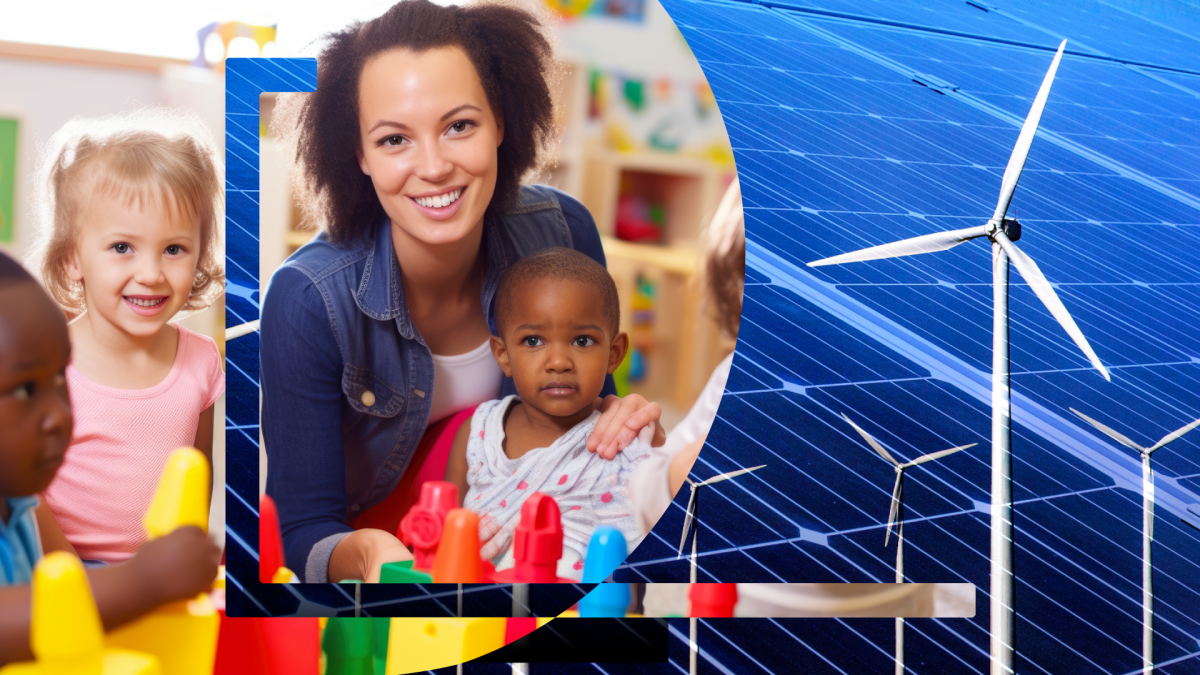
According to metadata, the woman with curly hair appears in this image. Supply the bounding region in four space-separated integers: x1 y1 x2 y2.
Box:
263 0 664 583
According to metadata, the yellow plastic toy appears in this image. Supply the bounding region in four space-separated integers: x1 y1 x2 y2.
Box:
104 448 219 675
0 552 161 675
384 618 506 674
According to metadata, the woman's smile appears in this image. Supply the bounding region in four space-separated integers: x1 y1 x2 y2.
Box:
409 186 466 219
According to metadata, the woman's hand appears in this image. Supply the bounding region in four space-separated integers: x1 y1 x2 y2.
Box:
330 528 413 583
587 394 666 460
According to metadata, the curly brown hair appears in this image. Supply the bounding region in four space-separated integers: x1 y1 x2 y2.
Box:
273 0 559 245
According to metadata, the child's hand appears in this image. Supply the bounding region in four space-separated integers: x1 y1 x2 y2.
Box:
587 394 665 460
130 526 221 604
478 514 513 562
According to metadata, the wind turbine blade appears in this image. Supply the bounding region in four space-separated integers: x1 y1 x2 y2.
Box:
1070 408 1144 452
808 226 989 267
996 232 1110 381
1147 417 1200 454
695 465 766 487
905 443 977 467
991 40 1067 223
885 471 902 547
842 413 900 466
678 485 698 555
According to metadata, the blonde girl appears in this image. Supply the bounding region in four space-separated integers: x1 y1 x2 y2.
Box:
26 108 225 563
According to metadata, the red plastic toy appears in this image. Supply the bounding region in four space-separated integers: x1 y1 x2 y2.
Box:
398 481 459 570
259 494 285 584
688 583 738 617
491 492 575 583
214 616 320 675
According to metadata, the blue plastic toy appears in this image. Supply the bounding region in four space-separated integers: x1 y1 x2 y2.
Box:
578 527 630 617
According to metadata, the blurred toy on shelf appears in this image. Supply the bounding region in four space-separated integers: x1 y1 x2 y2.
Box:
615 194 664 243
688 583 738 618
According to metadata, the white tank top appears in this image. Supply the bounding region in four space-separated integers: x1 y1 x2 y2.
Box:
429 339 504 425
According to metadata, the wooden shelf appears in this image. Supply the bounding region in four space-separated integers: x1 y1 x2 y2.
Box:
601 237 699 276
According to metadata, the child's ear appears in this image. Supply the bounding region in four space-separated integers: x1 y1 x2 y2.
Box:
490 335 512 377
607 332 630 374
64 249 83 282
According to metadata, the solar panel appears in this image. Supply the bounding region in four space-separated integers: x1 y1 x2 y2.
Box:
614 1 1200 673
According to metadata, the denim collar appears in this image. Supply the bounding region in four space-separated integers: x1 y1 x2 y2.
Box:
354 217 513 340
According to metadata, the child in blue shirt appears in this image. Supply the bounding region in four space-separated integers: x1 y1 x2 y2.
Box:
0 251 219 665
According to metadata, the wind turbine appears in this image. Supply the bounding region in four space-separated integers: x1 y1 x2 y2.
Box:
843 414 976 675
1070 408 1200 674
678 464 766 675
808 41 1110 674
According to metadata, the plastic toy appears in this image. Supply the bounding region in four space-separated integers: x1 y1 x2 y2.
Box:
105 448 220 675
398 481 458 569
491 493 575 583
578 527 630 617
688 584 737 617
212 618 319 675
258 494 296 583
0 552 161 675
383 619 506 674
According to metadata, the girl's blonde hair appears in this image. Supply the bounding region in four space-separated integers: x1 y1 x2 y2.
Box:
26 107 224 317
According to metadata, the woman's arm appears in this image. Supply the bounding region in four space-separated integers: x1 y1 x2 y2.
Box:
260 266 358 582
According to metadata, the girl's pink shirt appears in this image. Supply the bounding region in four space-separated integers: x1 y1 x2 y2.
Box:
41 324 224 563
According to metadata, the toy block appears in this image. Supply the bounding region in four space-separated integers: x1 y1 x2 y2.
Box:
322 618 388 675
213 617 320 675
384 618 505 674
397 481 458 570
504 617 537 645
491 493 574 583
378 560 433 584
688 583 738 617
0 552 161 675
579 526 630 617
144 448 208 538
104 448 218 675
259 494 294 583
430 509 491 583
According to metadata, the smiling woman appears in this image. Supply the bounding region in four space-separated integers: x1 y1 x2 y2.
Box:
263 0 665 585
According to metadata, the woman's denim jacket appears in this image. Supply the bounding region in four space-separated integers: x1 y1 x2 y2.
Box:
261 186 614 581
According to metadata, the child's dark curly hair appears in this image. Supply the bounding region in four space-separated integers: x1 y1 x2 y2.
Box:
273 0 559 245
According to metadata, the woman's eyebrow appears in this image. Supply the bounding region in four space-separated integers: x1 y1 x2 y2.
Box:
367 120 409 134
440 104 482 121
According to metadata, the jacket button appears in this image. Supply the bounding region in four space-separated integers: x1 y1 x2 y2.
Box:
351 504 360 512
361 390 376 407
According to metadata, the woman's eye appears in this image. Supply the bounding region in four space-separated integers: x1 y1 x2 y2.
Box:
380 134 405 147
449 120 473 134
165 245 184 256
9 382 33 400
112 243 131 254
573 336 597 347
522 336 543 347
